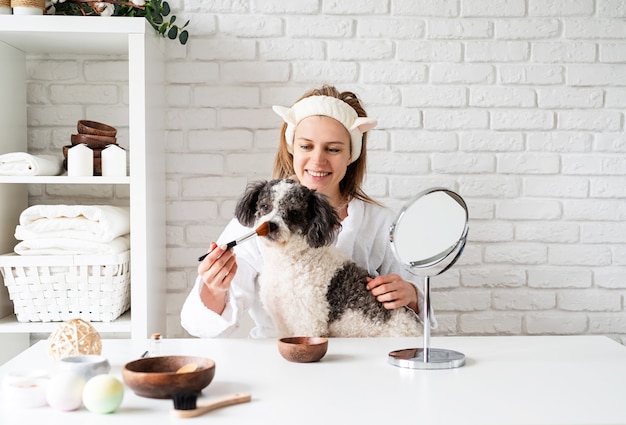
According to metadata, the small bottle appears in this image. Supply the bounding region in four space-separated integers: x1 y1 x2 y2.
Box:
150 332 162 357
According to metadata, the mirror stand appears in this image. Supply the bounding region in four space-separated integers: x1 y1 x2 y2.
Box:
388 275 465 369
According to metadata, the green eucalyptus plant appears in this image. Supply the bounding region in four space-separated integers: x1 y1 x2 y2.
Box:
45 0 190 45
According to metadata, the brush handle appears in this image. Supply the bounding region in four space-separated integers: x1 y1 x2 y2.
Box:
232 230 257 246
197 229 257 262
172 393 252 419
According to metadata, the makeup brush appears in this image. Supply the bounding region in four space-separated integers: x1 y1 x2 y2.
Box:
198 221 272 262
171 392 252 419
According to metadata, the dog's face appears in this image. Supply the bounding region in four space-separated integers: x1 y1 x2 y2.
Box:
234 179 341 248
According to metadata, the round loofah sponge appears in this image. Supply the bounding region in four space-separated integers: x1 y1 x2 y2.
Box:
47 318 102 361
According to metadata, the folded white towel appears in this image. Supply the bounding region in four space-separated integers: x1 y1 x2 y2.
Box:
14 234 130 256
0 153 63 176
16 205 130 243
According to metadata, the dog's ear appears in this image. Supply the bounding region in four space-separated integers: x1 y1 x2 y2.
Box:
306 190 341 248
235 180 267 227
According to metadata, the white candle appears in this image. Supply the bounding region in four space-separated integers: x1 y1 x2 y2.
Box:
11 0 44 14
68 144 93 177
11 7 42 14
101 144 127 177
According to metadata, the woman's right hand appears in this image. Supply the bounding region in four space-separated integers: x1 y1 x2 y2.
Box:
198 242 238 313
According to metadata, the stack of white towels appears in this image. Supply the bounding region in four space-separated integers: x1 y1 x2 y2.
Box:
14 204 130 256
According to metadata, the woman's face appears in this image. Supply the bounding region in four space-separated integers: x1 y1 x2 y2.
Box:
292 115 351 203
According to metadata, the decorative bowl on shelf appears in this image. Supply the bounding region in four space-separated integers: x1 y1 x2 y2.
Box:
77 120 118 137
278 336 328 363
122 355 216 399
71 133 117 149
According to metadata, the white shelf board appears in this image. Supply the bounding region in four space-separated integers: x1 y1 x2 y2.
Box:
0 175 130 184
0 15 150 55
0 310 131 334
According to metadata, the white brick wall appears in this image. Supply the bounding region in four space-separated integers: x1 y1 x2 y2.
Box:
25 0 626 342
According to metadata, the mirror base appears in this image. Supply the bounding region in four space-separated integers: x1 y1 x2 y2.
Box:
388 348 465 370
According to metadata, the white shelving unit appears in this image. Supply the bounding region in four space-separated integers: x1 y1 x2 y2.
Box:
0 16 166 362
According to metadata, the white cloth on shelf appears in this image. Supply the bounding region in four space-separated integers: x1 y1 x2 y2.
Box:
16 205 130 243
0 152 63 176
14 234 130 256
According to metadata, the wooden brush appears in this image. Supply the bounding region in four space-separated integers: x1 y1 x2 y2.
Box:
171 392 252 419
198 221 272 262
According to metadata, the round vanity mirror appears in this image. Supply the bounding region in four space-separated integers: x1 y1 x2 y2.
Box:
390 188 468 273
388 188 469 370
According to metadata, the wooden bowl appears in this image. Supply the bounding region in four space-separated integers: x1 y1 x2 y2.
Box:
278 337 328 363
122 355 215 399
71 133 117 149
77 119 117 137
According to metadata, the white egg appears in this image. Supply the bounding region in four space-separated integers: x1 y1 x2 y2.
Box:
82 374 124 414
46 372 85 411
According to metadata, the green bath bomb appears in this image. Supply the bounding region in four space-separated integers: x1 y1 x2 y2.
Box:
82 374 124 414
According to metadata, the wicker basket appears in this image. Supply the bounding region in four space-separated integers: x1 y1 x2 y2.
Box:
0 250 130 323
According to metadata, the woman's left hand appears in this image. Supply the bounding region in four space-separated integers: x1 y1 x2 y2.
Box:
366 274 418 313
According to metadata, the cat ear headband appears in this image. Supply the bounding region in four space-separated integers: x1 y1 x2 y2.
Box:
272 95 378 164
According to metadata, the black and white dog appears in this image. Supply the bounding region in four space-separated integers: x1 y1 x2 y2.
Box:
234 178 422 338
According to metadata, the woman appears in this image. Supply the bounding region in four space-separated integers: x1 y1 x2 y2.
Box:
181 85 426 338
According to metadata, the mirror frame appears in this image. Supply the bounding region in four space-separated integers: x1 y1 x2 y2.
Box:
390 187 468 275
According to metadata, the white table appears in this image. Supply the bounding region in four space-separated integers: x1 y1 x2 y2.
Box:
1 336 625 424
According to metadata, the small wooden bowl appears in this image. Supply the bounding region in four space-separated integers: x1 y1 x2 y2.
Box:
77 119 117 137
122 355 216 399
71 133 117 149
278 337 328 363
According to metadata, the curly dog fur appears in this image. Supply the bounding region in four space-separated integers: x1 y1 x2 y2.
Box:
234 178 422 338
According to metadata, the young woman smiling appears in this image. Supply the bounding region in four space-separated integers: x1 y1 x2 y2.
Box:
181 85 428 338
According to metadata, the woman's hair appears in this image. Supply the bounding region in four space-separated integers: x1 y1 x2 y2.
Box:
272 85 379 205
